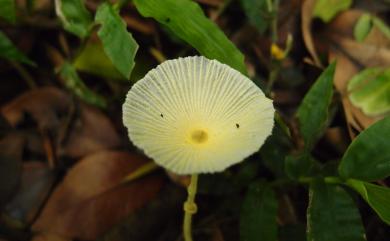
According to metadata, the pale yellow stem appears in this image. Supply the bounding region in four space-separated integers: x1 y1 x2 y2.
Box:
183 174 199 241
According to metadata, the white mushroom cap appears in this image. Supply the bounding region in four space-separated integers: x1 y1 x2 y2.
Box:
123 56 274 175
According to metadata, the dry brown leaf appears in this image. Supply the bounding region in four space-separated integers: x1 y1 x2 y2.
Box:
326 10 390 132
211 225 225 241
194 0 223 6
122 15 156 35
4 161 54 225
1 87 71 130
31 233 71 241
57 103 121 158
16 0 52 13
329 35 390 67
0 132 24 207
32 151 164 240
301 0 323 67
1 87 121 159
166 171 190 188
323 127 349 154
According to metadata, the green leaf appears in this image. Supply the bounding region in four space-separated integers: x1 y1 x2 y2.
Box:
58 62 107 108
73 41 125 81
198 173 238 195
133 0 247 75
240 0 272 34
0 0 16 23
347 67 390 116
296 62 336 149
55 0 93 38
372 16 390 39
313 0 352 22
279 224 306 241
347 179 390 225
285 152 316 180
240 182 277 241
307 180 366 241
260 122 292 178
0 31 35 66
95 3 138 80
354 14 373 42
338 116 390 181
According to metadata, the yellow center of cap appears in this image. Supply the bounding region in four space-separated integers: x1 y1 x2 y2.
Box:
190 129 208 144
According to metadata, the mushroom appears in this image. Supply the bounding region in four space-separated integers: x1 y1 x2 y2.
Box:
123 56 274 174
123 56 274 241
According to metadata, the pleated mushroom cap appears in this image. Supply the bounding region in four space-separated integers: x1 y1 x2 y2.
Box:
123 56 274 174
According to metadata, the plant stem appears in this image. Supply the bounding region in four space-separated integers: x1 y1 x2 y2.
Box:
114 0 131 10
265 65 280 95
10 61 37 89
271 0 279 43
265 0 280 95
183 174 199 241
298 176 344 185
324 176 343 184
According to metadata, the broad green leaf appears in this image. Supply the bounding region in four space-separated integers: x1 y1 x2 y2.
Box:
240 182 277 241
279 224 306 241
58 62 107 108
372 16 390 39
73 41 124 80
296 62 336 149
55 0 93 38
285 152 316 180
95 3 138 80
307 180 366 241
347 67 390 116
0 31 35 66
347 179 390 225
198 173 238 195
133 0 247 75
198 161 259 196
240 0 272 34
260 122 292 178
313 0 352 22
339 116 390 181
0 0 16 23
354 14 373 42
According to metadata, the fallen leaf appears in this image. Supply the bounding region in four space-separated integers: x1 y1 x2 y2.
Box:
1 87 71 130
0 132 24 207
323 127 349 154
32 151 164 240
58 103 122 158
16 0 52 13
211 225 225 241
326 10 390 132
4 161 55 225
100 185 185 241
31 233 71 241
1 87 121 159
122 15 156 35
301 0 323 67
194 0 222 6
166 171 190 187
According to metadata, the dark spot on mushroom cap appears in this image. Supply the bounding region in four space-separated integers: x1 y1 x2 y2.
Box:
160 113 164 118
236 123 240 128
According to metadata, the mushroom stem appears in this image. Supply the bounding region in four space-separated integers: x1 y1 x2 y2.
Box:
183 174 199 241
